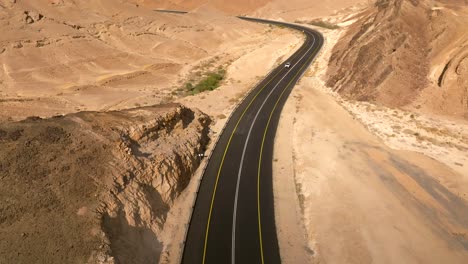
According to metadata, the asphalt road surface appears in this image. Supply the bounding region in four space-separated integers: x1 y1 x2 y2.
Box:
182 17 324 264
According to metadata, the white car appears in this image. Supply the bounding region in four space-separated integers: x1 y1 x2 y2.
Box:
284 62 291 68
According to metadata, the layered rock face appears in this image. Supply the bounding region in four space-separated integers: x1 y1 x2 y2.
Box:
0 104 210 263
326 0 468 118
426 0 468 117
326 0 431 106
96 105 210 263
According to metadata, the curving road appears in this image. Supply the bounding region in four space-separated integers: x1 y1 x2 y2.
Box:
182 17 323 264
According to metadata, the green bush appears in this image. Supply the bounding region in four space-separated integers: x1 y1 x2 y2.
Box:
186 69 226 95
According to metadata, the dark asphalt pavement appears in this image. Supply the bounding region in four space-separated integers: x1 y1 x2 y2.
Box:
182 17 323 264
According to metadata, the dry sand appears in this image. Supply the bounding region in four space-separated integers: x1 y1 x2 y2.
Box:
4 0 467 263
0 1 308 262
273 81 313 263
0 1 299 122
142 0 369 21
273 22 468 263
341 101 468 177
291 78 468 263
253 0 369 21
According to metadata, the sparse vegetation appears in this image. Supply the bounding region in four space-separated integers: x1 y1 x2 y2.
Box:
176 54 234 97
295 181 305 214
185 69 226 95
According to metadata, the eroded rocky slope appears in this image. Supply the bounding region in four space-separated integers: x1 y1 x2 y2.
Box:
0 104 210 263
0 0 292 120
326 0 468 118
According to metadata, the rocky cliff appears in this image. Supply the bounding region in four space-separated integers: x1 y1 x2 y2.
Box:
0 104 210 263
326 0 468 118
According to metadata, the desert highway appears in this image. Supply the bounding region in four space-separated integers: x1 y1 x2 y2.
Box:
182 17 323 264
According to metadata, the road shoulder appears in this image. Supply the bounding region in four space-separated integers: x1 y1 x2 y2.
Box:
272 86 314 263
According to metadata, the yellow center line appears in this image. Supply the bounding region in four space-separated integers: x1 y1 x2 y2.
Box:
257 39 320 264
201 39 310 263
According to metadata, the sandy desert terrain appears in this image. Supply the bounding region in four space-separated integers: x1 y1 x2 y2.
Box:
0 0 307 263
274 2 468 262
0 0 303 263
0 0 299 121
1 0 468 263
140 0 368 20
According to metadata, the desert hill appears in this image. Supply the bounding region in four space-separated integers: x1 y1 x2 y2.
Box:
136 0 270 14
326 0 468 118
0 104 210 263
0 1 305 263
0 0 292 121
139 0 367 19
2 0 467 263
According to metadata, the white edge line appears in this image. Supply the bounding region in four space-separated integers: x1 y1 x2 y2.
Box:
231 34 316 264
178 29 292 264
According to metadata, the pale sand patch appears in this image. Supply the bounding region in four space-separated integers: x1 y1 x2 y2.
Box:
287 76 468 263
271 23 468 263
272 86 312 263
339 100 468 178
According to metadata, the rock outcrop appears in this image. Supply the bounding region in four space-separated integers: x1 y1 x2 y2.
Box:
326 0 468 118
0 104 210 263
326 0 431 106
24 10 43 24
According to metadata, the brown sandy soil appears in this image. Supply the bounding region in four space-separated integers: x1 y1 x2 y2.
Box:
252 0 369 21
0 0 297 121
0 104 210 263
5 0 467 263
0 1 306 262
138 0 271 14
273 20 468 263
142 0 368 20
291 80 468 263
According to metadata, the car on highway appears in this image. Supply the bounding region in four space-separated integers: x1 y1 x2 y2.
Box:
284 62 291 68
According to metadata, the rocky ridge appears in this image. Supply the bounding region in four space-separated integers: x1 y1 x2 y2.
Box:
326 0 468 118
0 104 210 263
